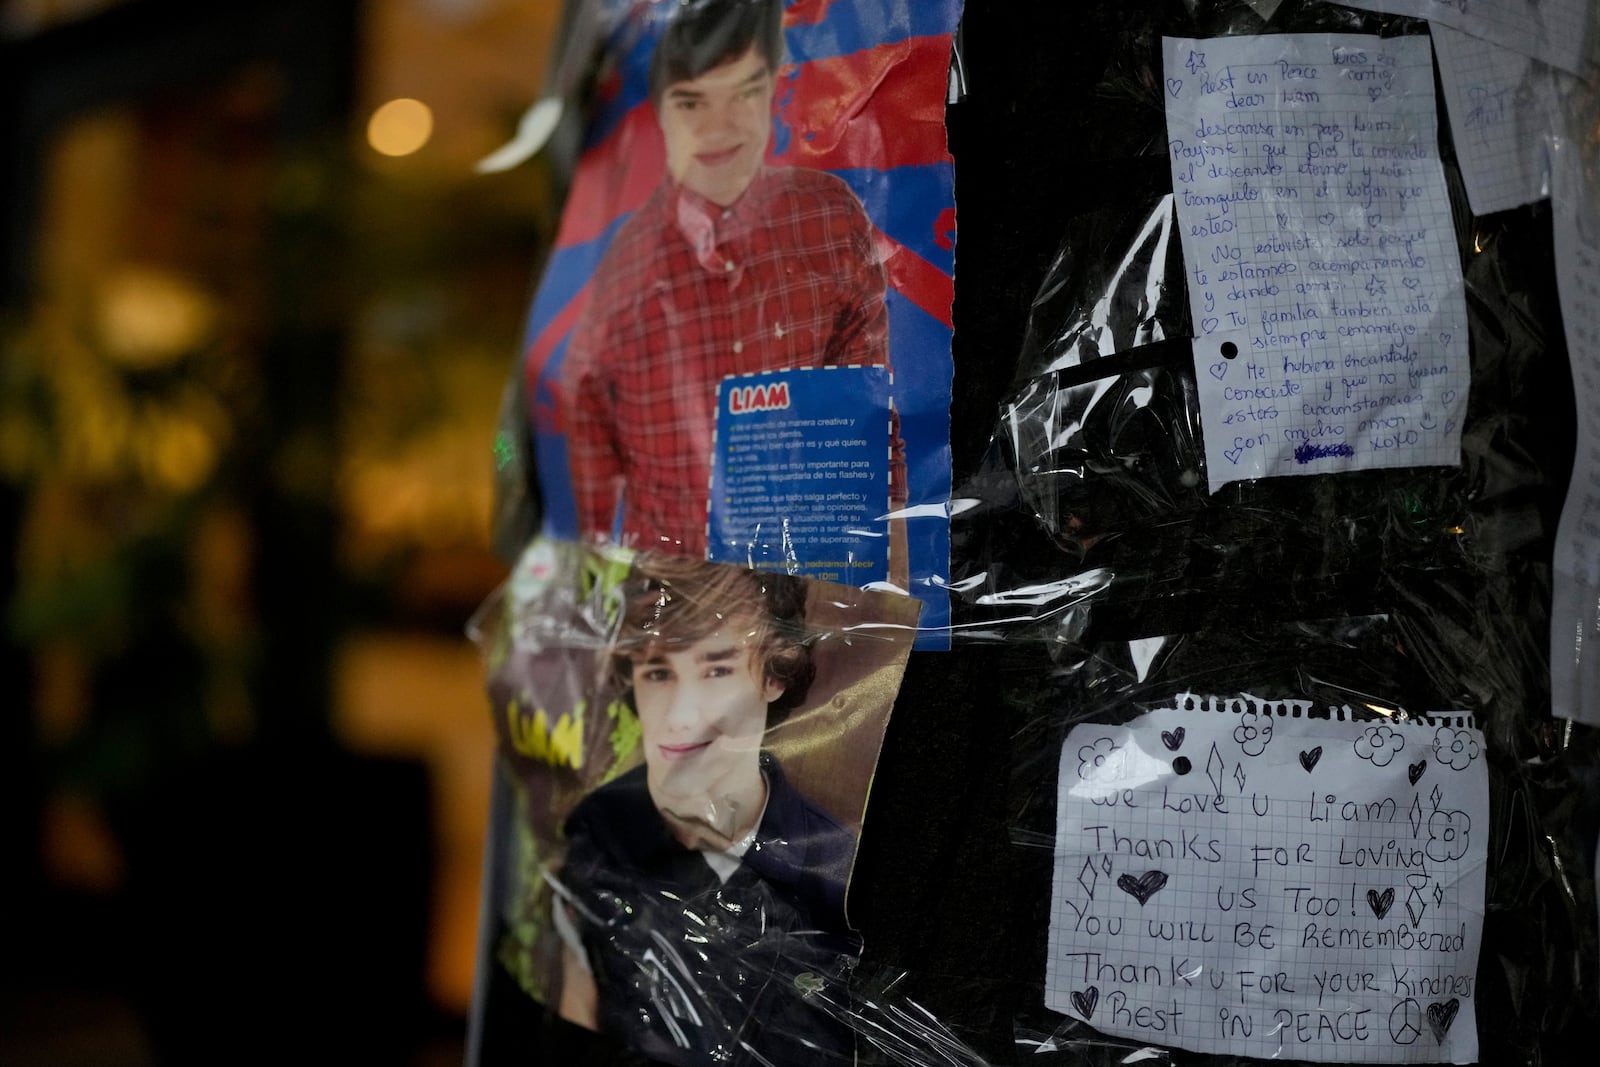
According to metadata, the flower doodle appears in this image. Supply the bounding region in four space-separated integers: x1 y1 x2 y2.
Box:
1354 722 1406 767
1432 727 1480 771
1232 709 1274 756
1077 737 1126 784
1426 808 1471 862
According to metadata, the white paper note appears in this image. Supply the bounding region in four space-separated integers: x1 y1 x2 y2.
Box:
1164 34 1470 492
1340 0 1597 75
1430 24 1558 215
1550 135 1600 724
1047 697 1488 1063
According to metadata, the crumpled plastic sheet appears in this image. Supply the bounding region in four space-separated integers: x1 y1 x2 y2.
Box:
1004 615 1600 1065
468 538 996 1066
937 2 1599 1064
475 1 1600 1063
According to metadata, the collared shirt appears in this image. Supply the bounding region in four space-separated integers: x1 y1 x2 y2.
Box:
555 784 769 976
556 756 859 1067
560 166 904 556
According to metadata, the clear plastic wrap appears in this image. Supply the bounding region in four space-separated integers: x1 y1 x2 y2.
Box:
475 1 1600 1064
468 538 970 1065
1006 615 1600 1064
509 0 963 637
938 2 1599 1063
948 2 1574 681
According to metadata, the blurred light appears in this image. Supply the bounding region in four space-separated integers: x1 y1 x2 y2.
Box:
42 792 126 895
96 266 216 368
418 0 491 19
367 97 434 157
145 411 218 493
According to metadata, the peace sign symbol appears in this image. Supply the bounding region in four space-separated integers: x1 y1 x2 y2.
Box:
1389 998 1422 1045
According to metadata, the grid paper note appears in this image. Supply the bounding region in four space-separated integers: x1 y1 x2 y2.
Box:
1163 34 1469 493
1431 23 1559 215
1340 0 1596 74
1046 698 1488 1063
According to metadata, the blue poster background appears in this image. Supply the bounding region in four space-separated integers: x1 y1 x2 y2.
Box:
709 367 893 586
519 0 958 643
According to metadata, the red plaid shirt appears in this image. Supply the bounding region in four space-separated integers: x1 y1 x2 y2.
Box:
560 166 904 556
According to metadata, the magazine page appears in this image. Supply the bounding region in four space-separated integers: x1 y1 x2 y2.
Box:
471 538 920 1065
518 0 960 640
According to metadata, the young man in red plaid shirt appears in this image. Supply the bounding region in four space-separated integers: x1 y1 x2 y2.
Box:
559 0 906 568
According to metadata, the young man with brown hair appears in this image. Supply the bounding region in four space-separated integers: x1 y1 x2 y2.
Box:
552 554 858 1065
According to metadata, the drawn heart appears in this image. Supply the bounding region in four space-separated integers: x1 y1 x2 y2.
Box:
1367 212 1382 228
1439 333 1452 346
1208 361 1229 381
1368 86 1384 101
1441 389 1458 405
1444 418 1457 434
1116 870 1169 906
1426 997 1460 1043
1317 213 1336 226
1165 78 1184 98
1201 316 1220 334
1367 887 1395 919
1403 276 1420 289
1161 728 1186 752
1071 985 1100 1020
1223 447 1244 465
1408 760 1427 785
1299 746 1323 772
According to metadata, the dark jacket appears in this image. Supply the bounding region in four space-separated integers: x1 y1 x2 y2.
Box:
558 754 860 1067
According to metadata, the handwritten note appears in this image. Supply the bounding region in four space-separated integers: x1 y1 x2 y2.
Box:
1338 0 1596 76
1163 34 1469 492
1047 696 1488 1063
1431 24 1558 216
1550 141 1600 724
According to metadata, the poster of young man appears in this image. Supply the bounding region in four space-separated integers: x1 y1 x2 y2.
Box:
519 0 960 640
472 538 921 1066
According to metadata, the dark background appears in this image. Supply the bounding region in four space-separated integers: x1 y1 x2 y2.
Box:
1 0 558 1062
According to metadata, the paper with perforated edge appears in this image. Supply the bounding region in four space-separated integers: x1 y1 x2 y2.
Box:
1046 695 1487 1062
1163 33 1468 492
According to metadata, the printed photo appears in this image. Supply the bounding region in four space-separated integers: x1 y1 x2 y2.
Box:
520 0 960 634
474 539 920 1066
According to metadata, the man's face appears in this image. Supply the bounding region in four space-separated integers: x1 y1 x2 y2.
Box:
632 627 782 827
657 43 774 207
